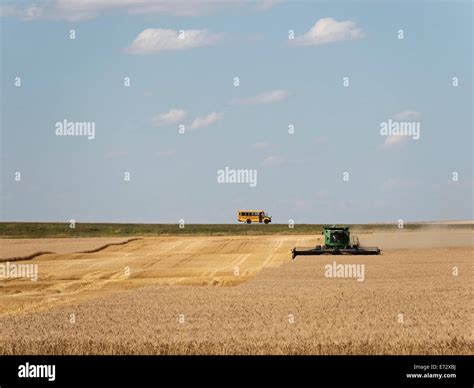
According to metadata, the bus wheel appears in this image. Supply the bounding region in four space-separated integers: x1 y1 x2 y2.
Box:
264 219 269 224
246 219 251 224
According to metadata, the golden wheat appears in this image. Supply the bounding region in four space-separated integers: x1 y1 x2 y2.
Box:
0 232 472 355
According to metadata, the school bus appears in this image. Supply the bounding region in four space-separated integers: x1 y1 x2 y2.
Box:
237 210 272 224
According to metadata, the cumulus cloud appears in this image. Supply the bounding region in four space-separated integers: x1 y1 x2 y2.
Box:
2 0 209 21
1 0 118 21
189 112 223 130
1 1 279 22
232 89 289 105
379 110 421 149
380 135 410 149
291 17 364 46
151 109 187 127
126 28 221 55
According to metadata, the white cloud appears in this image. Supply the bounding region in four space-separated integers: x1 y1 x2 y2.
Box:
379 111 421 149
262 155 285 167
1 4 52 21
151 109 187 127
126 28 222 55
291 17 364 46
1 1 220 21
1 1 270 22
380 135 410 149
189 112 223 130
1 1 106 21
393 110 421 120
252 141 270 149
232 89 289 105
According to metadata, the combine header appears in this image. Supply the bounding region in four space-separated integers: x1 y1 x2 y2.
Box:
291 225 381 259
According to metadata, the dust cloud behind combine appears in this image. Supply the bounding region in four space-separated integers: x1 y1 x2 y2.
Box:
360 230 473 249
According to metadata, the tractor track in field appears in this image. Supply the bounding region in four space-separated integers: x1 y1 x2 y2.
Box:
0 238 141 263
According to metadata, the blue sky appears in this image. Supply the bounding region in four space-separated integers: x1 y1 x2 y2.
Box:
1 0 472 223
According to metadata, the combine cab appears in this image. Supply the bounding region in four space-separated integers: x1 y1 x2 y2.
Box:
291 225 381 259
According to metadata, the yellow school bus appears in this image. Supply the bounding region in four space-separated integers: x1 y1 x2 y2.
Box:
237 210 272 224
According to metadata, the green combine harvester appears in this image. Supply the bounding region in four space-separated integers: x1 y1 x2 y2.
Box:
291 225 381 259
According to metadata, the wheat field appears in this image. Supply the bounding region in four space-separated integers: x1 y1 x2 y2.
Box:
0 230 472 355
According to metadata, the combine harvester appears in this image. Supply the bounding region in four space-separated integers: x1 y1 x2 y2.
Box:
291 225 381 259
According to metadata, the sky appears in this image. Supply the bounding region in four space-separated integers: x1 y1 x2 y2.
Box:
0 0 472 224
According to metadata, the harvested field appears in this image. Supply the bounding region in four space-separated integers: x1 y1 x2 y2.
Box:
0 230 472 355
